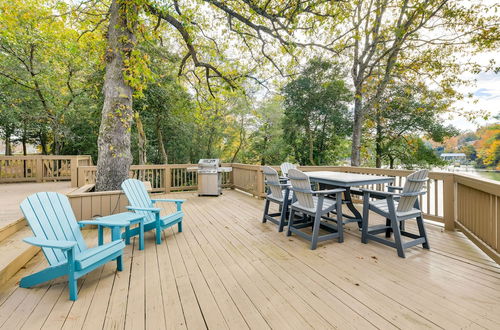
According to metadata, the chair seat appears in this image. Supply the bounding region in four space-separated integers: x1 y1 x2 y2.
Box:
369 199 421 218
74 240 125 271
160 211 184 226
291 196 336 214
267 190 293 203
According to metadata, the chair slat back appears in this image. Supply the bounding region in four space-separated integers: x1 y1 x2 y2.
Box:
263 166 283 200
280 162 297 177
121 179 156 224
288 169 314 209
397 170 429 212
20 192 87 266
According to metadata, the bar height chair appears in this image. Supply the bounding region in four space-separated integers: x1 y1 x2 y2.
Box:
280 162 297 178
286 169 345 249
262 166 293 232
361 169 430 258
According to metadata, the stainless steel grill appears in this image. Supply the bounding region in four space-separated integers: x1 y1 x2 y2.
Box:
190 159 232 196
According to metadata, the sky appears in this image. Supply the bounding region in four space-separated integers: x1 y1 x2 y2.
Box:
447 70 500 132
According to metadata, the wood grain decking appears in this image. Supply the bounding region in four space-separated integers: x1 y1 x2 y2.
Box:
0 190 499 329
0 182 75 227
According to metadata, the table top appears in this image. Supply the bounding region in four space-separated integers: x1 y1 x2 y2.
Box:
305 171 394 187
96 212 145 222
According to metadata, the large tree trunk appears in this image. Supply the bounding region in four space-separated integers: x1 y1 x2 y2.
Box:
22 128 27 156
375 109 382 168
156 120 168 164
135 112 147 165
95 0 136 191
4 133 12 156
260 133 268 165
305 122 315 165
38 131 48 155
389 155 395 169
350 93 363 166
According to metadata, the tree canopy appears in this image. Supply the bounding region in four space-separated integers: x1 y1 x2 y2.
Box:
0 0 499 189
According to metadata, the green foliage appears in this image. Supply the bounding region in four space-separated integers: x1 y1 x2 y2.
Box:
241 98 289 165
366 83 458 168
0 0 104 154
1 0 497 173
282 59 352 165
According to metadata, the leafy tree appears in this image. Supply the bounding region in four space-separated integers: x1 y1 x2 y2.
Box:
475 124 500 169
243 98 289 165
367 84 458 168
133 74 195 164
389 137 445 169
282 59 352 165
0 0 103 155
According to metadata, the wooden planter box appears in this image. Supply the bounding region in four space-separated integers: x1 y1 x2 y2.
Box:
67 182 152 221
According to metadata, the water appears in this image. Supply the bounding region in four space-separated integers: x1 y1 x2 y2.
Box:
439 166 500 182
476 171 500 182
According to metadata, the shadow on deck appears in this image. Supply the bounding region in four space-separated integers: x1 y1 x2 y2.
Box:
0 190 499 329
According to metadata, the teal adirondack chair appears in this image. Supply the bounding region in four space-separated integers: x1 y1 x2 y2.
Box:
19 192 128 301
121 179 185 244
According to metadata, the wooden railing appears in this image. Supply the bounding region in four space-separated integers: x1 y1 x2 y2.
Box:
70 161 500 262
0 155 92 186
76 164 232 192
230 163 499 262
454 174 499 262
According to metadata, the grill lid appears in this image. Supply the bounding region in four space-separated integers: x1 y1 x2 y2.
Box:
198 159 220 167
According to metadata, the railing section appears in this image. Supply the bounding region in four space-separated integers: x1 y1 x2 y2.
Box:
67 161 500 262
0 155 92 185
77 164 232 193
454 174 499 261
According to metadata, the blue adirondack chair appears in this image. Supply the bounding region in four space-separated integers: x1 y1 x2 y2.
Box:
19 192 128 301
121 179 185 244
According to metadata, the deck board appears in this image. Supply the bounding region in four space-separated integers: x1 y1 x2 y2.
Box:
1 190 499 329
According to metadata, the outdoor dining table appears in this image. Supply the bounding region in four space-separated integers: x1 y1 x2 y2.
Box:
305 171 395 227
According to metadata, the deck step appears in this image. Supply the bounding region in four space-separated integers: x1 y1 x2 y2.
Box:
0 226 39 288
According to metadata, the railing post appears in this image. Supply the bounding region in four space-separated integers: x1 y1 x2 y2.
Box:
77 167 86 187
256 166 265 198
36 157 43 183
164 165 171 193
70 157 78 187
229 163 235 189
443 174 456 231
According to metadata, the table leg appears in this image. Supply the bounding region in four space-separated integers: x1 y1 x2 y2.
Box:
98 226 104 246
139 221 144 250
344 187 363 229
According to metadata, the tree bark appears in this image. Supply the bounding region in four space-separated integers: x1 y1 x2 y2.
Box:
351 93 363 166
4 133 12 156
95 0 137 191
389 155 395 169
375 108 382 168
22 128 27 156
156 120 168 164
260 133 268 165
135 112 147 165
38 131 48 155
305 121 315 165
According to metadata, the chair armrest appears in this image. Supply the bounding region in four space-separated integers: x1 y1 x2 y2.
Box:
400 191 426 197
127 206 161 213
387 186 404 192
313 188 345 195
23 237 76 250
79 219 129 228
361 188 397 197
151 199 185 204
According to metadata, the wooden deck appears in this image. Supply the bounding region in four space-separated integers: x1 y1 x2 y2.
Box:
0 182 75 227
0 190 499 329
